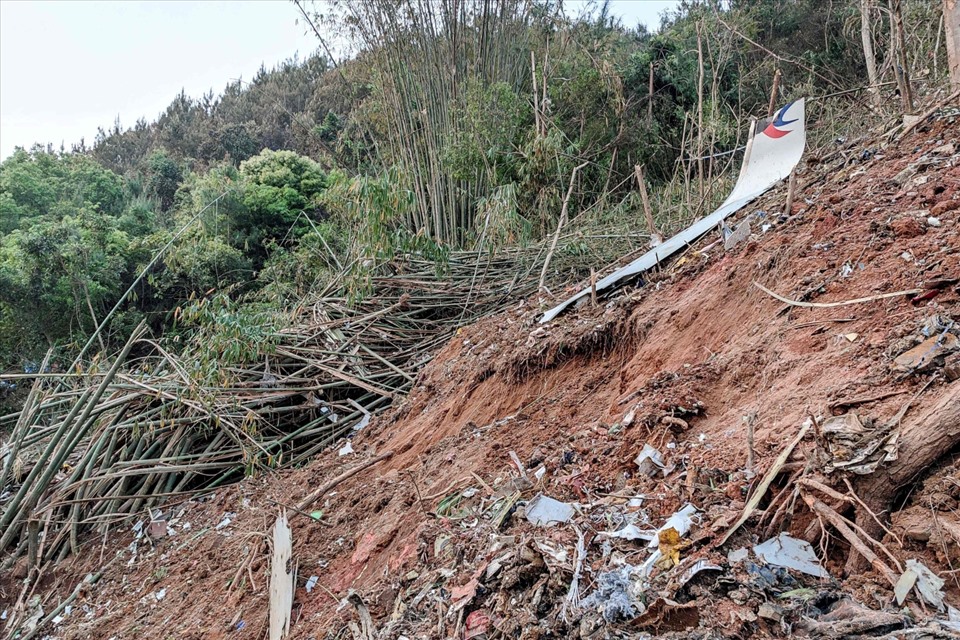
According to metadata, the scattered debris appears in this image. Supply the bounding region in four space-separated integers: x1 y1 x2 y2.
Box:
464 610 491 639
821 412 898 474
906 559 946 611
754 533 829 578
893 332 960 373
634 443 670 477
525 494 575 527
580 565 645 622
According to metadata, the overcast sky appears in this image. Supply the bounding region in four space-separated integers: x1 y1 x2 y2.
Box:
0 0 678 161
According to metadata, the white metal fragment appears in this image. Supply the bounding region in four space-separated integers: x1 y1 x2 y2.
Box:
270 513 294 640
753 532 828 578
647 504 699 550
906 559 945 611
525 494 575 527
727 547 749 563
634 444 668 477
541 99 806 323
894 567 917 605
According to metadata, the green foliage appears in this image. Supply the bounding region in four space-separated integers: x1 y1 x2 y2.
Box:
0 147 126 232
0 212 130 344
146 150 183 213
237 149 327 253
175 293 286 385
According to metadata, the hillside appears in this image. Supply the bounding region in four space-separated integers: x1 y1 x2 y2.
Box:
5 105 958 639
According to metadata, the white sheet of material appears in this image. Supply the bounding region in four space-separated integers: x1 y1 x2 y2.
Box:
540 99 806 323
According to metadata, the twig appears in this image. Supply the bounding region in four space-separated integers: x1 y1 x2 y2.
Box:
801 493 899 586
296 451 394 511
842 478 902 548
798 477 855 504
744 412 757 480
540 162 589 291
829 389 908 413
753 281 921 308
896 89 960 139
718 420 810 546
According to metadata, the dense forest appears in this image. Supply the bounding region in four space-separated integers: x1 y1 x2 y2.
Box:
0 0 951 387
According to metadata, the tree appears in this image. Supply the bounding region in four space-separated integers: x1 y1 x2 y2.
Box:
145 150 183 213
860 0 880 106
947 0 960 88
237 149 327 260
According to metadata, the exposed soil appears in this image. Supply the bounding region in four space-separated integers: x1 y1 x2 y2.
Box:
2 118 959 639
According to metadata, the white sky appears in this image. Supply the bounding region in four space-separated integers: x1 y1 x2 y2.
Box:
0 0 678 161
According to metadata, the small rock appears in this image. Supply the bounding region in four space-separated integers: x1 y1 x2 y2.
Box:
931 199 959 217
893 333 960 372
890 217 925 238
931 142 956 156
758 602 784 621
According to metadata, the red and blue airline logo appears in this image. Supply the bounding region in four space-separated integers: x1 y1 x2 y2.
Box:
763 101 798 138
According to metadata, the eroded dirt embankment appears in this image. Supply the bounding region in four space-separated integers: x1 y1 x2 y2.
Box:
3 121 959 640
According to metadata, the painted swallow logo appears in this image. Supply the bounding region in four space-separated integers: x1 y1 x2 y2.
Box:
762 102 798 138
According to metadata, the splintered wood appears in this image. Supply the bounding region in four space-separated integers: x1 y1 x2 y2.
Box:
270 513 294 640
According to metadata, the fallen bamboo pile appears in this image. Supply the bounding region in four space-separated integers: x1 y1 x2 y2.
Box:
0 232 647 566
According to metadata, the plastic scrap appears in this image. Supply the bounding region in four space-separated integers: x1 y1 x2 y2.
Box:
647 503 698 549
634 444 670 477
525 494 575 527
338 441 354 456
305 575 318 593
753 533 828 578
679 559 722 586
215 512 236 530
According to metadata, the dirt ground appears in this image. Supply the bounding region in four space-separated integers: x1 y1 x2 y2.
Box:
2 118 959 639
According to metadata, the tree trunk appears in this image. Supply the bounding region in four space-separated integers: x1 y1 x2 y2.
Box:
860 0 881 106
946 0 960 88
889 0 915 113
851 386 960 552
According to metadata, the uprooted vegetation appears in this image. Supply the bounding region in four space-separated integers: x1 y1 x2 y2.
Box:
2 103 958 639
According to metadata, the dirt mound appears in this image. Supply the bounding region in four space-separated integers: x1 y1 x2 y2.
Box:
3 119 959 639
